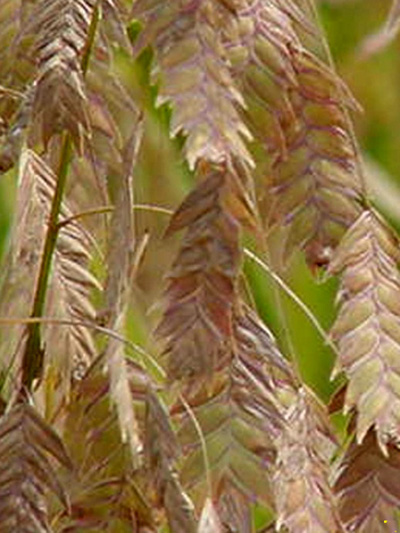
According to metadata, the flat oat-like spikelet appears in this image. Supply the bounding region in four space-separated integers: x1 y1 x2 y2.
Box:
0 149 99 397
145 391 197 533
0 397 72 532
334 429 400 533
330 210 400 451
45 213 100 382
61 356 156 531
174 306 294 529
224 0 363 266
274 388 344 533
0 149 52 375
132 0 252 170
135 1 256 382
26 0 95 147
30 152 100 389
156 162 254 381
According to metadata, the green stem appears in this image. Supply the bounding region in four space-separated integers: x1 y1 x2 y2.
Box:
21 3 100 390
22 135 72 388
81 1 101 76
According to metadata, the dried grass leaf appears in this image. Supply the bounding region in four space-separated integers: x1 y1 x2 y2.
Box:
105 316 142 464
334 429 400 533
330 210 400 451
0 398 71 532
198 498 223 533
360 0 400 56
102 128 142 326
274 388 344 533
102 128 143 463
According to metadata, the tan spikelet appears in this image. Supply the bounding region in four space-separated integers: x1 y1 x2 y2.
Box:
330 210 400 451
334 429 400 532
26 0 96 147
0 397 72 532
274 388 344 533
132 0 253 170
224 0 363 267
174 306 294 516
